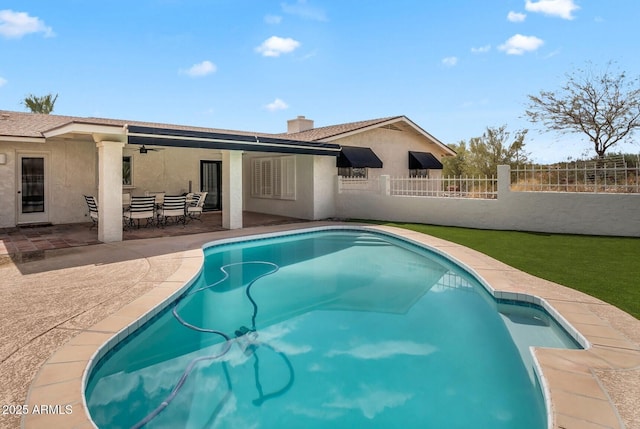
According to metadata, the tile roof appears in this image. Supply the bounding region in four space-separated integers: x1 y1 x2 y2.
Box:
0 110 268 139
277 116 403 141
0 110 429 147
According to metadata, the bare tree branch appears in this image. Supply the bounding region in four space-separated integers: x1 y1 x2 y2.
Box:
525 62 640 157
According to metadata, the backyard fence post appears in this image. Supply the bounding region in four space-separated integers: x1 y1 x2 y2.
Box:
497 165 511 199
380 175 391 196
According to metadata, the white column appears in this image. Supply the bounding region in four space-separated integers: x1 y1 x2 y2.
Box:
312 155 337 219
222 150 243 229
96 141 124 242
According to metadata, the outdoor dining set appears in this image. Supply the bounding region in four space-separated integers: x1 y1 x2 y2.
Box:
83 192 208 230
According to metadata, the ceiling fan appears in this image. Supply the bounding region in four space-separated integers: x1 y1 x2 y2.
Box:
139 145 163 154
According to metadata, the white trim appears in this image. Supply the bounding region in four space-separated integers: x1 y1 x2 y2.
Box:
0 136 46 144
43 122 127 142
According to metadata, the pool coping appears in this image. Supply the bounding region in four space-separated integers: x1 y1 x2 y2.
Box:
22 224 639 429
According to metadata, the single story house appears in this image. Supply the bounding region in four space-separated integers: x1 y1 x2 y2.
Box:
0 110 454 242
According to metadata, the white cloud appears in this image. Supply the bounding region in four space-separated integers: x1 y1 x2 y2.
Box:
0 76 7 87
471 45 491 54
281 0 327 21
498 34 544 55
442 56 458 67
255 36 301 57
264 14 282 24
0 9 54 39
507 11 527 22
181 60 217 77
525 0 579 20
265 98 289 111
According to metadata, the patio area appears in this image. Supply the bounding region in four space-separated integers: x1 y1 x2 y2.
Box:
0 211 303 263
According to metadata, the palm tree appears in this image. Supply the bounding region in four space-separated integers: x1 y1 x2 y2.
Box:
23 93 58 114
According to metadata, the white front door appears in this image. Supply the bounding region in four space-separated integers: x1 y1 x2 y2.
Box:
17 153 50 224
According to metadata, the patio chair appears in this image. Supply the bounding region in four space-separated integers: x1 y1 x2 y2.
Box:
123 196 156 229
157 195 187 227
187 192 208 221
84 195 99 229
145 191 165 208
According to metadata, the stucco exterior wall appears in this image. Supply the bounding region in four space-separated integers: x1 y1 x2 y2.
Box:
335 166 640 237
312 156 337 219
333 128 450 178
0 139 97 228
124 146 221 196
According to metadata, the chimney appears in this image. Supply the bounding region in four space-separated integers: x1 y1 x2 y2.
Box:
287 115 314 134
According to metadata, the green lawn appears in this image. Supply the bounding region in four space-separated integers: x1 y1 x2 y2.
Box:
369 222 640 319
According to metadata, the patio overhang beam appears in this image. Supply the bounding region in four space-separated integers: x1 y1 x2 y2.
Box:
126 125 341 157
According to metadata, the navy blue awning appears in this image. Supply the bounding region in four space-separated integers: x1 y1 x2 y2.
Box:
337 146 383 168
408 151 443 169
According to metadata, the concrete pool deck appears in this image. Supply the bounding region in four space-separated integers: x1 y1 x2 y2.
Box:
0 223 638 429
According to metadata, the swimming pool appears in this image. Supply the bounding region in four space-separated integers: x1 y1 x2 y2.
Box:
85 228 582 428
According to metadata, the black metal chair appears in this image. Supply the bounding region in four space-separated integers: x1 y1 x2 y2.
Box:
83 195 99 229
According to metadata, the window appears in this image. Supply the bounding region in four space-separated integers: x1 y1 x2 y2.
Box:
410 169 428 178
122 156 132 186
251 156 296 200
338 167 368 178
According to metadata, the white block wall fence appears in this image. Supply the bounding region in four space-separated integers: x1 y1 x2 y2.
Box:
335 165 640 237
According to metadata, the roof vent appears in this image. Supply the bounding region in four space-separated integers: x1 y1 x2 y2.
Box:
0 113 10 120
287 115 314 134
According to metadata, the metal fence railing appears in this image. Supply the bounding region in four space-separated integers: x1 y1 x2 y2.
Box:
511 156 640 193
390 176 497 199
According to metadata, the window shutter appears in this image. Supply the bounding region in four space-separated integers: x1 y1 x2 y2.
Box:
273 157 282 198
250 155 296 200
261 159 272 197
251 159 261 196
281 156 296 199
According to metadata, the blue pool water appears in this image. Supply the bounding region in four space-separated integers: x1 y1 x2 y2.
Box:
85 229 581 428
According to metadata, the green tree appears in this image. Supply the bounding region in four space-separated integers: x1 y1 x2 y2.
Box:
444 125 529 176
22 93 58 114
525 62 640 158
442 141 468 176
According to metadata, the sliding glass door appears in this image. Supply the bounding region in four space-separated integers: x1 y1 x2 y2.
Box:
200 160 222 211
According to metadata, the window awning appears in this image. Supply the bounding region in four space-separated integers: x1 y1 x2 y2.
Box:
337 146 383 168
408 151 443 169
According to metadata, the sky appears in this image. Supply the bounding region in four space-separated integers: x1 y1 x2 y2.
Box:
1 0 640 162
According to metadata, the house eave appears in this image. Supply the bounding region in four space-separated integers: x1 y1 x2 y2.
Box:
42 122 127 143
0 135 46 144
321 116 457 156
